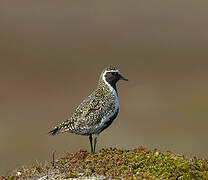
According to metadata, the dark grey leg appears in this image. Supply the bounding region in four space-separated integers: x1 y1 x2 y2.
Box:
93 135 98 153
89 134 93 153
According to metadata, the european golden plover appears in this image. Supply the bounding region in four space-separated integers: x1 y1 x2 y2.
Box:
48 67 128 153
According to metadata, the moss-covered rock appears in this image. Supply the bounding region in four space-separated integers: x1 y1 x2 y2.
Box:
2 146 208 179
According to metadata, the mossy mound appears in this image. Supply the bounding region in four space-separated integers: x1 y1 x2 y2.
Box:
3 146 208 179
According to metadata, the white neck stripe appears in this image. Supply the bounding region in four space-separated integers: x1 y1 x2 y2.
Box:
100 70 119 126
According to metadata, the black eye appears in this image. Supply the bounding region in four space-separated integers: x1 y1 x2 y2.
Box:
112 72 117 75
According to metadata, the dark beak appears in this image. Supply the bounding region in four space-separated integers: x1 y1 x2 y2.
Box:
120 75 128 81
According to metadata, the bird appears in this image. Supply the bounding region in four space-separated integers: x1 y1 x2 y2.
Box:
48 67 128 153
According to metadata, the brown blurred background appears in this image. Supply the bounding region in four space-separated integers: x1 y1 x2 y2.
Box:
0 0 208 175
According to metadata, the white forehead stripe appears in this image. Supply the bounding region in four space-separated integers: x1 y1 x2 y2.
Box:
104 70 120 74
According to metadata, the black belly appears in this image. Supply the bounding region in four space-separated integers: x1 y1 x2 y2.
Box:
100 109 119 133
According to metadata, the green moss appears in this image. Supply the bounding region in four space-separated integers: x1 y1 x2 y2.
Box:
2 147 208 179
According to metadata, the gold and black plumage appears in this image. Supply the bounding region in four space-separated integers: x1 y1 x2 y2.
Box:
48 67 127 153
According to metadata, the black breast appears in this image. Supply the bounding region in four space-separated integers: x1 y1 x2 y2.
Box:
100 108 119 133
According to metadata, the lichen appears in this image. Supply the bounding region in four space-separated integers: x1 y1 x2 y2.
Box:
2 146 208 179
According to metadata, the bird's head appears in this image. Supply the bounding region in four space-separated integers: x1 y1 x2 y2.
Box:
100 67 128 87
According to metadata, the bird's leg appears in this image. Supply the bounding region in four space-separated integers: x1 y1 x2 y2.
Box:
89 134 94 153
93 134 98 153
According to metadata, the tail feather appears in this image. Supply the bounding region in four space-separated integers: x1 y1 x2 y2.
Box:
48 126 60 136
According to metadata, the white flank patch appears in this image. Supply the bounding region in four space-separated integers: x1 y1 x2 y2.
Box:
100 70 119 125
